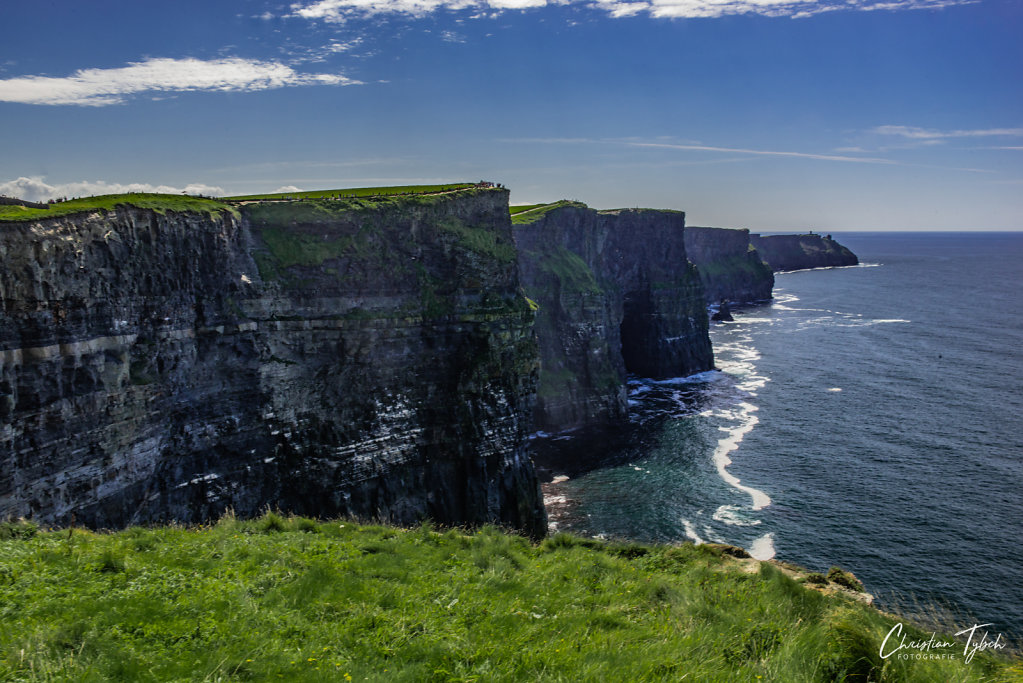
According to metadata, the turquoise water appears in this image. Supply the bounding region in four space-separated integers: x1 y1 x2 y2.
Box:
541 232 1023 635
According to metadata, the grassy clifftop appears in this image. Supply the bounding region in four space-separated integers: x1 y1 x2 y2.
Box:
0 193 237 223
1 517 1017 682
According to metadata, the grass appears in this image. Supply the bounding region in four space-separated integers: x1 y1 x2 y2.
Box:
225 184 477 202
510 200 586 224
0 516 1018 682
436 217 517 263
536 245 602 295
0 185 487 223
0 193 238 223
509 204 548 215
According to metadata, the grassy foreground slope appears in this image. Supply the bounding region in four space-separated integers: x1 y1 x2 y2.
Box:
0 517 1018 682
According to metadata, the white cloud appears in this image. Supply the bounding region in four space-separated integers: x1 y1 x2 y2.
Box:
287 0 974 21
273 185 305 193
873 125 1023 139
0 176 225 203
0 57 360 107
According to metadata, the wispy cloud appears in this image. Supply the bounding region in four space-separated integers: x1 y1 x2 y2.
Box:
0 57 360 107
502 136 998 173
500 136 897 164
288 0 974 22
873 125 1023 140
0 176 225 203
629 141 895 164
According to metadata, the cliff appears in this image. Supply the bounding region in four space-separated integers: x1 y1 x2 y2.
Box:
513 203 713 433
684 226 774 304
0 189 546 537
750 233 858 272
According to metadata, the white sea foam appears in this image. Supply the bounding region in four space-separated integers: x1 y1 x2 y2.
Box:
642 370 718 386
682 519 705 545
730 317 776 324
712 401 772 510
748 533 776 560
833 318 910 328
713 504 762 527
704 527 727 544
776 262 879 275
827 387 842 392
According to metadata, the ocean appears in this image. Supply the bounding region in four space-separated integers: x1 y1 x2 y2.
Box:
541 231 1023 637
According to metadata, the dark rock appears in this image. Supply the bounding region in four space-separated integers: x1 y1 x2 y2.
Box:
749 233 858 272
0 189 546 538
513 204 714 433
685 226 774 303
711 300 734 322
703 543 752 559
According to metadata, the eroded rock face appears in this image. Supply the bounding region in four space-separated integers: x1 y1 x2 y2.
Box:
685 226 774 304
750 233 858 272
0 189 546 537
513 205 713 433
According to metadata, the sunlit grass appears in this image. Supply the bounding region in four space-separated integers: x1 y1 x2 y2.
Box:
0 193 237 223
510 200 586 224
225 184 476 201
0 517 1017 682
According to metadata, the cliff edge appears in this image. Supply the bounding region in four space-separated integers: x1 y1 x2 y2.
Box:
0 189 546 536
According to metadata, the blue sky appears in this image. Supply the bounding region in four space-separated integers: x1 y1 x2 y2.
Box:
1 0 1020 229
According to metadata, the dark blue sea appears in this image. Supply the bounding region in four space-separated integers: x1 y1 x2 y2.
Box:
542 232 1023 637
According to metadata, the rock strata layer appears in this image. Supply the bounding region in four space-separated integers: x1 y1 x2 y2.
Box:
513 204 714 433
0 189 546 537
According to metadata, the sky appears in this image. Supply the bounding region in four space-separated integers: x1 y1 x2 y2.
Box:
0 0 1020 230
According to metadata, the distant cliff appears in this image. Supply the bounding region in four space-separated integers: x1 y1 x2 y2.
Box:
513 203 713 433
750 233 858 271
685 226 774 304
0 189 546 536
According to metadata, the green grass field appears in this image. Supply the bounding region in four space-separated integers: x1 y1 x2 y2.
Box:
1 516 1018 682
510 200 585 224
0 193 237 223
225 184 478 201
0 185 489 223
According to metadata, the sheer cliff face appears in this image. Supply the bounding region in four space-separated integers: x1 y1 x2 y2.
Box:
0 190 546 537
513 205 713 433
749 234 858 272
684 227 774 304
